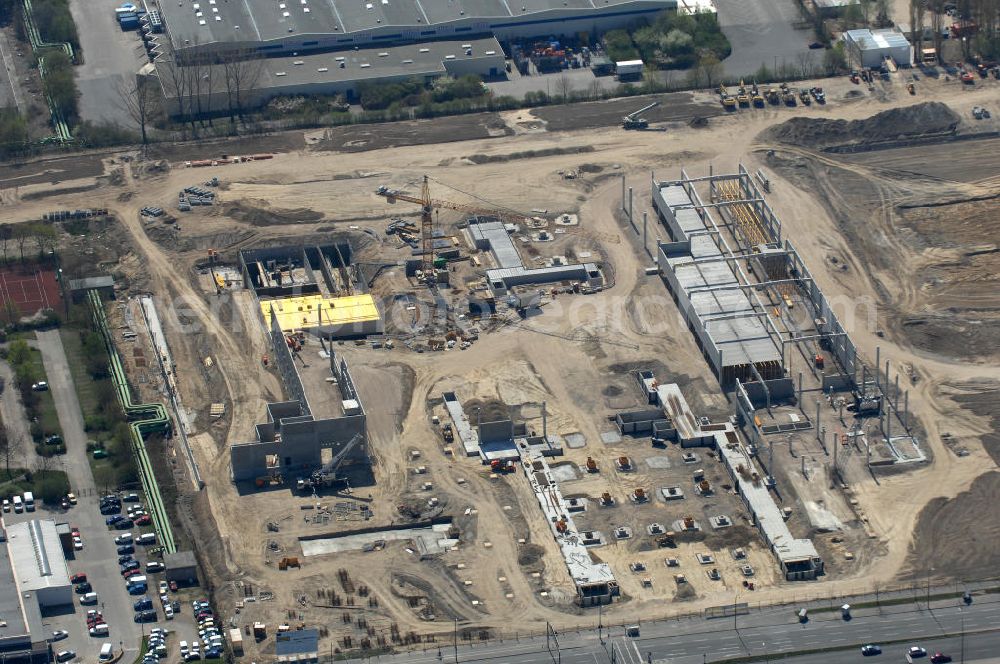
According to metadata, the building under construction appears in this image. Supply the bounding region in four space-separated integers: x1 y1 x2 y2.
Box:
240 243 383 339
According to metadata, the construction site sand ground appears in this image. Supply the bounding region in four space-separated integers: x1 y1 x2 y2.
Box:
4 70 1000 656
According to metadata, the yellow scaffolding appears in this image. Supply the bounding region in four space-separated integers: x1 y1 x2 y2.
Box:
262 293 381 333
716 180 793 299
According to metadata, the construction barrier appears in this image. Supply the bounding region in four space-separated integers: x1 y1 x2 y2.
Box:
88 290 176 553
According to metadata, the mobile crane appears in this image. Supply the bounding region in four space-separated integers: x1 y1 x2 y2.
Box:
622 101 660 129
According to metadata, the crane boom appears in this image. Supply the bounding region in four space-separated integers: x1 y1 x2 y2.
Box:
622 101 659 129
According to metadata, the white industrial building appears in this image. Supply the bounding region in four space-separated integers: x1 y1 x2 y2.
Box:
5 520 73 609
843 28 912 68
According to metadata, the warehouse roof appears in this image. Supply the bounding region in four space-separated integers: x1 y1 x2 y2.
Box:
158 37 504 99
844 28 911 49
0 533 30 641
160 0 671 47
263 294 381 333
164 550 197 569
5 520 71 594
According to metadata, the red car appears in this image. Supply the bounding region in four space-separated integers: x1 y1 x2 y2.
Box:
123 569 142 579
86 614 104 627
135 515 152 526
70 526 81 537
169 581 178 592
70 573 88 584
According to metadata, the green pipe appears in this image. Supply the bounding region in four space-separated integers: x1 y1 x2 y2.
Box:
88 290 176 553
22 0 74 141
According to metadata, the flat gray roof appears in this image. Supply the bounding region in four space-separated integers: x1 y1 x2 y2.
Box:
160 0 675 50
469 219 522 269
6 520 71 594
656 183 781 369
159 36 503 98
0 531 30 641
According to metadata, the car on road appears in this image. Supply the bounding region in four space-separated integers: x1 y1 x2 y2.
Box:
31 381 48 391
55 651 76 662
66 493 77 505
909 647 928 659
931 655 952 664
861 645 882 656
70 573 88 584
49 630 70 642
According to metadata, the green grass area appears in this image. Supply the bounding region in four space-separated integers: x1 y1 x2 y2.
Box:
0 467 71 504
59 316 138 491
0 337 64 450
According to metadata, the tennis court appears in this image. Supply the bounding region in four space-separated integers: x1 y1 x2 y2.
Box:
0 267 61 315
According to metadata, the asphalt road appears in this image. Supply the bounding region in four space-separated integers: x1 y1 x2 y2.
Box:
31 330 145 663
714 0 819 77
349 591 1000 664
69 0 147 127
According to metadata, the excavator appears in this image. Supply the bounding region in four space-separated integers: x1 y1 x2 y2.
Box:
622 101 660 129
718 84 736 110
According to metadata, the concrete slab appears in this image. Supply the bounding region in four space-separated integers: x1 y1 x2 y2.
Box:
300 523 454 556
564 432 587 448
645 455 671 469
599 430 621 445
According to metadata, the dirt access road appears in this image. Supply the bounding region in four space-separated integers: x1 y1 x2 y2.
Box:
3 71 1000 646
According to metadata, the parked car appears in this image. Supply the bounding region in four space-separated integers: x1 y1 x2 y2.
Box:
169 581 178 592
55 651 76 662
135 515 152 526
73 537 84 550
45 434 63 445
74 582 92 594
106 515 124 526
80 592 99 605
115 519 134 530
119 555 134 565
89 624 110 637
121 559 140 572
70 573 88 584
123 493 141 502
66 493 77 505
49 630 70 642
2 499 9 512
31 381 48 391
114 533 134 545
146 562 165 573
134 611 157 624
118 544 135 555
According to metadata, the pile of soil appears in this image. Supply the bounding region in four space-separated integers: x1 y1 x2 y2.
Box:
223 201 324 225
760 102 960 149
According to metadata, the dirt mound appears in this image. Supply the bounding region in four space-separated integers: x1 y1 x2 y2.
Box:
465 145 594 164
761 102 960 149
223 200 324 225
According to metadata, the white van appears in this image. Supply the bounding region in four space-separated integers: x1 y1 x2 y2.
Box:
114 533 134 545
23 491 34 511
99 644 114 662
80 592 99 605
136 533 157 545
127 575 148 587
12 496 23 513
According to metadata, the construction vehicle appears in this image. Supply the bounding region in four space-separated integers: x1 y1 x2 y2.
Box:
441 423 454 443
622 101 659 129
736 81 750 107
850 70 860 84
751 81 765 107
766 87 780 105
814 354 825 369
490 459 516 474
780 84 796 106
810 87 826 103
632 488 648 502
719 84 737 110
656 531 677 547
907 82 916 94
799 88 811 105
585 457 598 473
296 432 365 493
277 557 300 570
960 70 975 84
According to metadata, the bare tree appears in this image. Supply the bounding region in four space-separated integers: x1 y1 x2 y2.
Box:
14 224 29 263
588 77 603 100
0 224 11 264
221 50 264 127
930 0 944 63
115 73 159 145
555 73 572 101
162 59 190 125
696 54 724 89
0 425 12 478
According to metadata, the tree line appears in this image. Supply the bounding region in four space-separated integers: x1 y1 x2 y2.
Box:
0 223 57 265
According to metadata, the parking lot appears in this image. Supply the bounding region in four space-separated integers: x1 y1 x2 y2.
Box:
2 491 208 664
